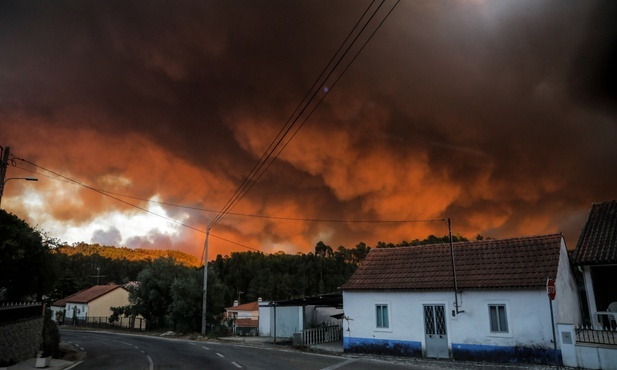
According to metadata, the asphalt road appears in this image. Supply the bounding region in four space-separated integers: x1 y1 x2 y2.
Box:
61 329 565 370
60 329 417 370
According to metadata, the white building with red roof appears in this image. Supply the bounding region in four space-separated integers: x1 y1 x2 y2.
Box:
341 234 580 365
52 284 131 324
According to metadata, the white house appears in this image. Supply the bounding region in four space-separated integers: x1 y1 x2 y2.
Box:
341 234 581 365
53 284 134 327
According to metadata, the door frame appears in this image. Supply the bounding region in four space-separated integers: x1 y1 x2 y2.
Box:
421 302 451 359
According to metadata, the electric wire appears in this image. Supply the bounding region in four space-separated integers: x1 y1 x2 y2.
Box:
247 0 401 194
11 157 260 253
208 2 380 227
8 1 410 252
210 0 399 228
13 155 427 224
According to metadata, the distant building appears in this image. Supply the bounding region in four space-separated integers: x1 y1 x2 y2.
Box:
52 284 135 327
225 299 260 335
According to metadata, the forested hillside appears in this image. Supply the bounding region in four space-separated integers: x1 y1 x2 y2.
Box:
56 242 200 267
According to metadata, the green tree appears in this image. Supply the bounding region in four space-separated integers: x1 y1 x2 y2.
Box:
130 257 188 328
170 269 202 332
0 210 58 301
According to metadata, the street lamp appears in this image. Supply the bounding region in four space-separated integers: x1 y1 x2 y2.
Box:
0 177 38 208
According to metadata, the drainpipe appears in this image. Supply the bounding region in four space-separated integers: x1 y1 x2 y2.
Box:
449 218 464 315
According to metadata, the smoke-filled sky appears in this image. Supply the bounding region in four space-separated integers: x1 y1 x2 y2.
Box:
1 0 616 258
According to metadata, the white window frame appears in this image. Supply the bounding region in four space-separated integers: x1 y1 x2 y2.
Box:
487 302 512 337
374 302 391 331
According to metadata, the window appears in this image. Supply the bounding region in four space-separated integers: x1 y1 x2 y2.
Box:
376 304 389 328
489 304 508 333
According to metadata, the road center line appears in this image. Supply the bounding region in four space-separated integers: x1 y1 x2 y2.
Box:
216 352 224 357
320 359 357 370
146 355 154 370
231 361 242 368
202 346 210 350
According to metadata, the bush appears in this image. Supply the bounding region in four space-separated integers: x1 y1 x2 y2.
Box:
41 309 60 358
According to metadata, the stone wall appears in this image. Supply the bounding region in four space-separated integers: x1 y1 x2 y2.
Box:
0 317 44 365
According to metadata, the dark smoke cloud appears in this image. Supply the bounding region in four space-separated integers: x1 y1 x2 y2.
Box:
1 0 615 256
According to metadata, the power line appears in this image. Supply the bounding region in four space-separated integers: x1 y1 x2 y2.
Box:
13 155 427 225
11 157 259 253
211 0 400 228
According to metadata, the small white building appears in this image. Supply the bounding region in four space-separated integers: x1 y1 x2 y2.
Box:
341 234 581 365
52 284 134 326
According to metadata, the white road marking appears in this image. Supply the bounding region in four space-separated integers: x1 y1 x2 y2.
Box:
121 340 152 369
202 346 210 350
216 352 225 357
231 361 242 368
146 355 154 370
320 359 357 370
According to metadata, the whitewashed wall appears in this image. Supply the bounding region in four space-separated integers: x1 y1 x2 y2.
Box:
344 289 555 347
555 238 582 325
261 306 303 339
258 302 271 336
65 303 88 319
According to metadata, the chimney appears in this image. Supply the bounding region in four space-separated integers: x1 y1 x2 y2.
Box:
233 300 239 307
258 297 262 303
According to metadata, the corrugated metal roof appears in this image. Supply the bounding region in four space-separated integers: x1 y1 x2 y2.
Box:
341 234 563 291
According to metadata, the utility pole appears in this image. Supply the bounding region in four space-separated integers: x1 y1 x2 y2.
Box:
201 221 211 336
0 146 10 206
448 218 464 315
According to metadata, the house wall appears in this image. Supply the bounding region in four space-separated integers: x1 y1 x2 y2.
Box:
65 303 88 320
555 238 582 326
88 288 130 317
50 305 64 323
343 289 562 363
258 302 271 336
268 306 303 340
227 309 258 320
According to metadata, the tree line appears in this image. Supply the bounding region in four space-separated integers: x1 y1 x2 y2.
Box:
1 209 477 333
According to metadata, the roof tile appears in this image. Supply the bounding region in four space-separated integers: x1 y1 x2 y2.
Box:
341 234 563 291
572 200 617 265
54 285 122 306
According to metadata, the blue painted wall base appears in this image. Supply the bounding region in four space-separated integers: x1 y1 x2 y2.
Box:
345 338 562 365
452 343 561 365
344 337 422 357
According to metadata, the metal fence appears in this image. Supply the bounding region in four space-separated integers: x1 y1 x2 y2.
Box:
0 302 43 324
301 325 342 346
575 326 617 346
70 316 146 331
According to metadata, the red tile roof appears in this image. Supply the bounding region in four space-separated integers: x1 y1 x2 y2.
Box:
225 301 259 312
53 285 123 306
341 234 563 291
572 200 617 265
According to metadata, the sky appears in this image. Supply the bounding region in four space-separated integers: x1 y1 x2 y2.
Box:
1 0 616 259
